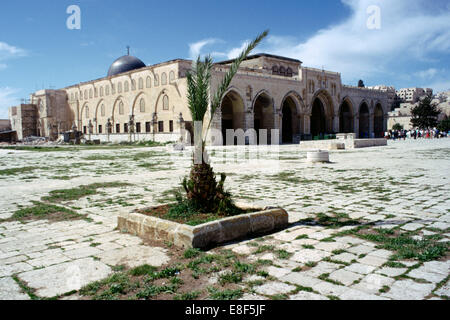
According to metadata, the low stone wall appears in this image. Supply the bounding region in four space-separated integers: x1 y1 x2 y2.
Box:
347 138 387 149
299 138 386 150
118 206 289 249
299 140 345 150
88 133 180 144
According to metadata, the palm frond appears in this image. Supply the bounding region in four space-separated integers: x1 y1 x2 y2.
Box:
186 56 213 122
186 30 269 143
204 30 269 140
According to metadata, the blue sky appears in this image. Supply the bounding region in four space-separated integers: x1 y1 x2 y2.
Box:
1 0 449 118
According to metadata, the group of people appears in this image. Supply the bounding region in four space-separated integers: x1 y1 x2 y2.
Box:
385 128 448 140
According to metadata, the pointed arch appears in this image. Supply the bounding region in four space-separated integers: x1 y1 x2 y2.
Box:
281 90 305 114
131 92 147 115
339 96 355 133
359 101 370 138
252 89 275 113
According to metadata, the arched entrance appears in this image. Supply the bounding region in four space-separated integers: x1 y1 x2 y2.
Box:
282 96 298 144
221 91 245 145
310 98 326 137
374 103 384 138
253 92 274 144
359 102 370 138
339 100 353 133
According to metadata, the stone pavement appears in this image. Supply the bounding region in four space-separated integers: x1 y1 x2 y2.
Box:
0 138 449 300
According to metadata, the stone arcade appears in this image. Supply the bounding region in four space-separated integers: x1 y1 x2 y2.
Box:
9 53 389 144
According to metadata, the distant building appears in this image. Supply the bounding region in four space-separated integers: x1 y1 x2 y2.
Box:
367 85 397 111
387 92 450 130
395 87 433 103
0 119 11 132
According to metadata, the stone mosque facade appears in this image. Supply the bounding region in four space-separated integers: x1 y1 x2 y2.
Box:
9 53 389 144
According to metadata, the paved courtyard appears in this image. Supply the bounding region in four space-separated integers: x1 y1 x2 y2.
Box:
0 138 449 300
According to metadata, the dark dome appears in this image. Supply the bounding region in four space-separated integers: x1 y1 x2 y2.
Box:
107 55 146 77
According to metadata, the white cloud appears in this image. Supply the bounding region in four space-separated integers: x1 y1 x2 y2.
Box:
0 42 27 70
219 0 450 87
414 68 439 80
188 39 222 59
226 40 250 59
188 38 254 60
0 42 27 60
259 0 450 82
0 87 21 119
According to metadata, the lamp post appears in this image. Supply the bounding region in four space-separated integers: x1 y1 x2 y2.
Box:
128 115 135 143
106 118 112 143
178 112 185 144
88 119 93 141
152 112 157 142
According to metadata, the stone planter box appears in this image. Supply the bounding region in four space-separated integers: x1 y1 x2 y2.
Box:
117 204 289 249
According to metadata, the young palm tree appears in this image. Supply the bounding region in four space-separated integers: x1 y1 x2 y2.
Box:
182 30 269 213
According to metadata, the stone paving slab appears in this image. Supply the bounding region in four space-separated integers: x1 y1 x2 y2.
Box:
96 246 170 268
18 258 112 298
329 269 362 286
289 291 328 300
381 280 435 300
254 281 296 296
280 272 322 287
0 277 30 300
290 249 331 263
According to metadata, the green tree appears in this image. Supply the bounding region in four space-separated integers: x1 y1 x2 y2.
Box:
437 118 450 132
358 80 365 88
181 30 269 213
392 123 403 131
410 96 441 130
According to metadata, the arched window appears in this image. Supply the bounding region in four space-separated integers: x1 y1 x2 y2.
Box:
163 95 169 110
105 85 110 96
119 101 124 115
161 73 167 85
279 66 286 76
154 75 159 86
94 88 98 97
89 89 93 99
139 78 144 90
71 93 74 101
131 80 136 91
118 82 122 93
272 66 279 75
146 76 151 88
84 90 88 100
101 104 105 117
124 81 129 92
140 98 145 113
286 68 293 77
100 87 104 97
75 92 78 100
85 106 89 118
169 71 175 82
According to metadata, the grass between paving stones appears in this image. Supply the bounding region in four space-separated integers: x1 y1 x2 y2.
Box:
335 224 449 263
302 212 449 263
298 212 369 230
0 141 169 153
78 248 270 300
0 201 89 223
41 182 132 202
0 166 41 176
